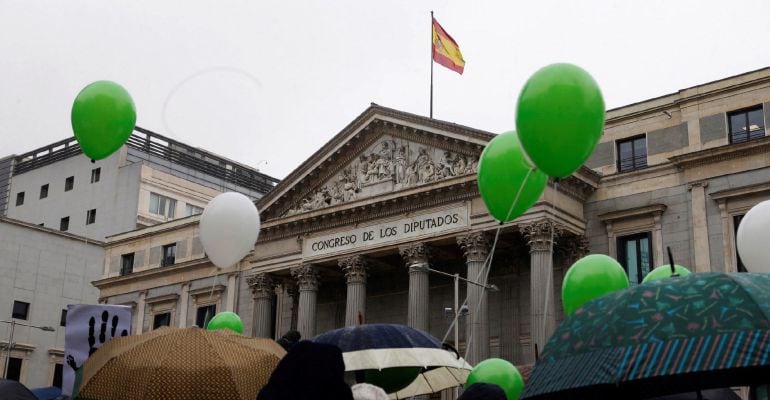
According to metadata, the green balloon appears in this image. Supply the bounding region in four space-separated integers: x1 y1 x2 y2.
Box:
71 81 136 160
642 264 691 284
362 367 421 394
206 311 243 334
465 358 524 400
516 63 605 178
562 254 629 316
477 132 548 222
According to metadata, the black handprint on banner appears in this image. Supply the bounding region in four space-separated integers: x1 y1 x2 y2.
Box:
67 310 128 371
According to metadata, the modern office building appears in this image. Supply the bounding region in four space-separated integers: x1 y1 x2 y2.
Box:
2 127 279 240
0 217 104 387
94 67 770 398
0 129 278 388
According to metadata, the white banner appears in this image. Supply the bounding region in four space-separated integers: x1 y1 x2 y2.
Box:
63 304 132 396
302 205 469 258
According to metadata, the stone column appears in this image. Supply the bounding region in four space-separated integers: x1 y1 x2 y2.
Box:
135 290 147 335
457 232 490 365
225 273 237 312
291 265 320 339
286 284 300 331
689 181 711 272
248 273 275 338
521 220 557 360
340 255 367 326
399 243 430 332
178 283 190 328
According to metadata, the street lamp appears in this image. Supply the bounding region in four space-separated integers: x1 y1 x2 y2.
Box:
1 319 55 379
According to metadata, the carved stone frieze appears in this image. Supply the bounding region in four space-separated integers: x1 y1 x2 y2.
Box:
284 136 479 216
520 219 561 253
291 264 321 291
457 232 490 263
339 255 367 285
247 273 275 300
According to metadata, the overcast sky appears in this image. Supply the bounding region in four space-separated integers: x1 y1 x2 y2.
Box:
2 1 769 179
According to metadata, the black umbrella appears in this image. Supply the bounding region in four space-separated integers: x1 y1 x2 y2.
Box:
0 379 37 400
522 272 770 399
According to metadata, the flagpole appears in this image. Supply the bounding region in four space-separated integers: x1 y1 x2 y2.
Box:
430 10 434 119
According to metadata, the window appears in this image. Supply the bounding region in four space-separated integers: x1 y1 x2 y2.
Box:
185 204 204 216
86 209 96 225
60 309 67 326
149 193 177 218
12 300 30 320
617 135 647 172
153 312 171 329
196 305 217 328
734 214 748 272
90 167 101 183
161 244 176 267
60 217 69 232
15 192 24 206
64 176 74 191
617 232 653 284
52 363 63 388
121 253 135 275
6 357 22 381
729 106 765 144
40 184 49 199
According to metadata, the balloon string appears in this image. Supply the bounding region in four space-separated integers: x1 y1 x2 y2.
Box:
442 168 534 361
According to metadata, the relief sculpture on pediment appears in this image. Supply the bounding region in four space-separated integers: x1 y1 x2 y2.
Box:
285 136 479 216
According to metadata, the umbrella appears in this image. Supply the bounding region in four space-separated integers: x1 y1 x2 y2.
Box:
77 327 285 400
29 386 66 400
522 272 770 399
0 379 37 400
312 324 471 397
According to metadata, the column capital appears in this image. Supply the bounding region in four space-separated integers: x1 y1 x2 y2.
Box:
339 255 367 285
291 264 321 291
687 180 709 190
285 282 299 299
247 273 275 300
555 233 590 260
399 243 430 270
457 232 490 263
520 219 559 253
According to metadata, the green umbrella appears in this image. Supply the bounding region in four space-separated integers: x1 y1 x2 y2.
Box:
522 272 770 399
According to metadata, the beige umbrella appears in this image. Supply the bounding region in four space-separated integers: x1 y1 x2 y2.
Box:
390 361 472 399
77 327 285 400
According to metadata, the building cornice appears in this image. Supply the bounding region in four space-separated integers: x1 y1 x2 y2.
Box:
189 285 226 297
106 215 201 246
598 204 667 223
145 293 180 304
669 137 770 171
710 182 770 202
92 256 213 289
0 216 105 246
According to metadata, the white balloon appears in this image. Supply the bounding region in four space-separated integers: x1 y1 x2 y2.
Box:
736 200 770 274
199 192 261 269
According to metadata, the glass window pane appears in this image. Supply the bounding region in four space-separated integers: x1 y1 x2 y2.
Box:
149 193 159 214
619 141 632 160
634 137 647 152
168 199 177 218
730 113 746 134
639 237 652 279
625 240 639 284
748 109 765 131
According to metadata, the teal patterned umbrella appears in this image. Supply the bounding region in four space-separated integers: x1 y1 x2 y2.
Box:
522 273 770 399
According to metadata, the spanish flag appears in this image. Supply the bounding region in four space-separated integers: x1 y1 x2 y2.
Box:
432 17 465 74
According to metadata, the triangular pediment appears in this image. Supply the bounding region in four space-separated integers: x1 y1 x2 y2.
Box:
258 105 493 221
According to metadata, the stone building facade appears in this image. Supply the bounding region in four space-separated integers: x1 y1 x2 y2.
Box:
95 68 770 394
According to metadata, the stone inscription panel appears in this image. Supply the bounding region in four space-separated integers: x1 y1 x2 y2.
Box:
302 205 469 258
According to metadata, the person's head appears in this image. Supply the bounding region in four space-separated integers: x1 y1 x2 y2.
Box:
351 383 388 400
458 383 507 400
258 341 353 400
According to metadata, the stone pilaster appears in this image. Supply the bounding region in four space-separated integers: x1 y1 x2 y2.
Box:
399 243 430 332
247 273 275 338
339 255 368 326
521 219 558 361
135 290 147 335
457 232 490 365
689 181 711 272
291 264 320 339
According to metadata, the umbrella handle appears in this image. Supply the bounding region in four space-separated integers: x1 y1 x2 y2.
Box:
442 342 460 359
